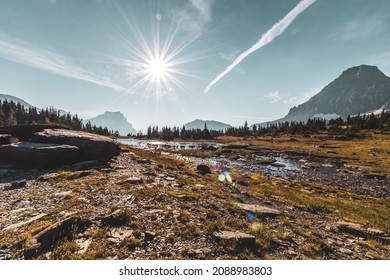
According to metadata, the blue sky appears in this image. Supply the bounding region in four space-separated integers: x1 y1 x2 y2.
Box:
1 0 390 131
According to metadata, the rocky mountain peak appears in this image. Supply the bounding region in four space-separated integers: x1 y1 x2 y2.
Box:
86 111 136 136
281 65 390 122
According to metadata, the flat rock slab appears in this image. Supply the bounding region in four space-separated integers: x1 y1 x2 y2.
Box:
333 222 390 245
24 216 92 259
108 227 133 244
31 129 120 161
236 203 281 217
0 141 80 167
0 125 66 141
2 213 47 231
213 230 255 248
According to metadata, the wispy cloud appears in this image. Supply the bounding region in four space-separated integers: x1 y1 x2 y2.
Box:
331 18 386 42
204 0 316 93
265 87 321 105
0 35 125 92
190 0 213 22
173 0 213 37
266 91 283 103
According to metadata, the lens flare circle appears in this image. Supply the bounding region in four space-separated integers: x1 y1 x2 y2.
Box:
218 174 226 182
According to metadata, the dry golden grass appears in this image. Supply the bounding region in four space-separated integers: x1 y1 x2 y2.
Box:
217 132 390 176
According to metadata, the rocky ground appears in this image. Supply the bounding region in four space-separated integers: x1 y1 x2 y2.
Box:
0 139 389 260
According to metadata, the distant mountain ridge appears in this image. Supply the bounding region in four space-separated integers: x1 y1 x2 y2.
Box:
0 93 136 135
85 111 136 136
0 93 33 108
258 65 390 125
184 119 231 131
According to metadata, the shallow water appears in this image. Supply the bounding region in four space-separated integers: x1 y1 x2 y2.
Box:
118 138 222 150
119 139 336 177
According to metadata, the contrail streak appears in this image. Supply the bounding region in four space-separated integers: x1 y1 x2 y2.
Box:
204 0 316 93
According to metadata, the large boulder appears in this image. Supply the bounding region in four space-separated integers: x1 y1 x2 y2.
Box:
31 129 120 161
0 125 66 141
0 134 12 145
0 141 80 167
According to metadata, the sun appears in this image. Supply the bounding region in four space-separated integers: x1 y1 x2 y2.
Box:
148 57 168 80
121 12 201 97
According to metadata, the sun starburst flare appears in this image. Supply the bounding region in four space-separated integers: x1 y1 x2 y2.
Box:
114 8 203 99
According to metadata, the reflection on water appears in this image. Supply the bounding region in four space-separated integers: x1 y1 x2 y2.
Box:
274 156 302 171
315 166 337 174
117 138 221 150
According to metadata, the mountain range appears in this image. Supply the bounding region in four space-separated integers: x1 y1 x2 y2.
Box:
184 119 231 131
258 65 390 125
85 111 136 136
0 94 33 108
0 93 136 135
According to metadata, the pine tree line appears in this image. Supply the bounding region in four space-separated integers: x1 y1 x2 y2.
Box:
141 112 390 140
3 98 389 139
144 123 223 141
0 99 112 136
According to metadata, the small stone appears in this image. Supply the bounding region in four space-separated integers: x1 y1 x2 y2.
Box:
75 238 92 254
54 191 72 198
3 180 27 191
196 164 211 174
166 177 176 181
121 177 143 185
143 171 157 176
137 159 150 164
145 231 157 241
145 209 164 215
